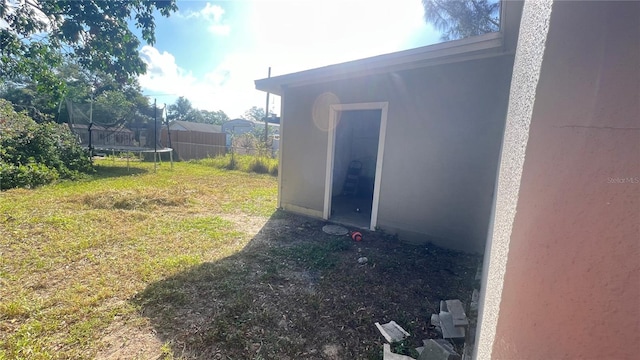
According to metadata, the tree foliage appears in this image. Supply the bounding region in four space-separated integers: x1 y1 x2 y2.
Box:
0 99 93 190
166 96 229 125
1 0 177 98
199 109 229 126
242 106 266 123
167 96 193 121
1 59 154 126
422 0 500 41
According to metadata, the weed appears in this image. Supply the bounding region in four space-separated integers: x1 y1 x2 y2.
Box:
391 339 420 358
195 154 278 176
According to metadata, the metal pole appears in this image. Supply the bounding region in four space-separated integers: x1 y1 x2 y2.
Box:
264 67 271 144
88 94 93 161
154 98 157 173
231 125 235 167
165 103 172 149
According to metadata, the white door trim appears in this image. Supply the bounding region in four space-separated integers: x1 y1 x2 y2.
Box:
323 102 389 230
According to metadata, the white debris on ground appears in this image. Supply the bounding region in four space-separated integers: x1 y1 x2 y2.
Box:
445 300 469 327
431 300 467 341
416 339 461 360
377 296 472 359
375 321 410 343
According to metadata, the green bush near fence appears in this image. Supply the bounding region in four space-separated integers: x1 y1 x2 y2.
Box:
195 154 278 176
0 99 93 190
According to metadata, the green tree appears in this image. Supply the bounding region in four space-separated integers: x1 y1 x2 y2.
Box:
199 109 229 125
1 0 177 103
167 96 193 121
242 106 266 122
422 0 500 41
0 83 56 122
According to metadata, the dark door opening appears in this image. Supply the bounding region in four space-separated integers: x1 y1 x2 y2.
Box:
330 109 382 228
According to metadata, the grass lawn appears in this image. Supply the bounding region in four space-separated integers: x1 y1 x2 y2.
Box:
0 159 480 359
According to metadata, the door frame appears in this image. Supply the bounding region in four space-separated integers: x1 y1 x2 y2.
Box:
323 102 389 230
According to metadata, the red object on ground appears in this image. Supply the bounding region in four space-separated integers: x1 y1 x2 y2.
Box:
351 231 363 242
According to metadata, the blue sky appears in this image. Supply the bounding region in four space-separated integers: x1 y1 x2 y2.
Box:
137 0 441 118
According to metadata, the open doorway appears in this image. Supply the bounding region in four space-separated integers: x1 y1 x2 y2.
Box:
324 103 387 229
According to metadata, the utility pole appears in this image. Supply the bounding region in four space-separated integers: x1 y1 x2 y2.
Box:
154 98 157 173
264 67 271 144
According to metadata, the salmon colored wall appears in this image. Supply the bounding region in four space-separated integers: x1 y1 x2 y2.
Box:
492 2 639 359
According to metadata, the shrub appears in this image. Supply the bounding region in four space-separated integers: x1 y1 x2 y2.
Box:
0 162 59 190
0 99 93 190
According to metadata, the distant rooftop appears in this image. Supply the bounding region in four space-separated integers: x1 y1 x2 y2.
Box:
168 120 222 133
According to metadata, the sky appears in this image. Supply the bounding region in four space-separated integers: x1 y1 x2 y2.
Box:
137 0 442 118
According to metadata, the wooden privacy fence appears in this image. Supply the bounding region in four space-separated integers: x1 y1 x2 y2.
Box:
160 129 226 160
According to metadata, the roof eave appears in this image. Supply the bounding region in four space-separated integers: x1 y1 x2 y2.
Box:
255 31 506 96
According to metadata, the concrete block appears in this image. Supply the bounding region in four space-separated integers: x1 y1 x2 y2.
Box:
431 314 440 326
470 289 479 313
383 344 416 360
375 321 410 343
445 300 468 327
430 314 442 335
440 300 448 312
438 312 465 340
417 339 461 360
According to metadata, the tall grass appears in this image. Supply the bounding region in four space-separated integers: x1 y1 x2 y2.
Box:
195 154 278 176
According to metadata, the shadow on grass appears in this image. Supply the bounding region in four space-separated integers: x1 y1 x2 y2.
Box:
132 211 481 359
92 163 149 179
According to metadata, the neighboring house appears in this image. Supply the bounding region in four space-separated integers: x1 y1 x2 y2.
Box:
160 120 226 160
70 123 134 147
256 1 639 359
222 118 280 154
221 119 255 148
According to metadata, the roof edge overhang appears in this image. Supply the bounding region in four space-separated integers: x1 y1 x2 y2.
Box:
255 31 510 96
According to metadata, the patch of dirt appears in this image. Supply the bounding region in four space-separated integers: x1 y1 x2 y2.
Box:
132 211 481 359
219 213 270 239
95 321 164 360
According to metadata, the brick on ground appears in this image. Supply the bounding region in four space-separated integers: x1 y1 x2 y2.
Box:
445 300 469 327
438 311 465 340
417 339 461 360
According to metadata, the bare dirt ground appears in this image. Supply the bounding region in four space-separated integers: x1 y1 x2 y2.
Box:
109 211 480 359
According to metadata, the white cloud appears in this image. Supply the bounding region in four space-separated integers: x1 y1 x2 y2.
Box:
138 46 197 92
200 3 225 22
138 46 268 118
177 2 230 36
